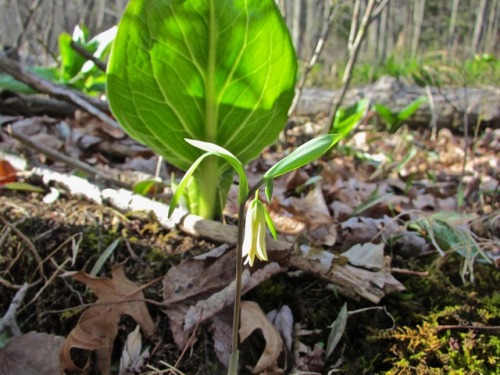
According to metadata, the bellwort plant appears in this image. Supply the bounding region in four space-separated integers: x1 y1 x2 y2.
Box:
107 0 345 373
167 134 341 374
107 0 297 220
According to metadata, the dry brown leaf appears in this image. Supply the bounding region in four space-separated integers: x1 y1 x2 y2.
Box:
60 264 155 375
163 245 237 348
330 200 353 221
164 242 285 350
119 325 149 375
211 310 234 368
0 332 65 375
267 198 306 235
240 301 284 374
412 193 436 210
342 242 385 270
267 305 293 352
0 159 17 185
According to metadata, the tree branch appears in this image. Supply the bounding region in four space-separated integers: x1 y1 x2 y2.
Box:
0 51 117 128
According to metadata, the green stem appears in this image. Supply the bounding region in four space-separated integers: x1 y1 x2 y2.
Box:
228 178 265 375
193 156 219 219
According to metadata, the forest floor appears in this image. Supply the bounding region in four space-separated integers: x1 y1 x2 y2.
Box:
0 113 499 375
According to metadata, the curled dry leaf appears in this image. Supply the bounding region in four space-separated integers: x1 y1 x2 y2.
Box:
240 301 284 374
267 305 293 352
60 264 155 375
0 159 17 185
119 325 149 375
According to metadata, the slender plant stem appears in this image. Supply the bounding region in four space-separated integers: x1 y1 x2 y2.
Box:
229 178 265 374
324 0 381 133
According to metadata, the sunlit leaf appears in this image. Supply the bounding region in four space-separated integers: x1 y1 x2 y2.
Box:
168 152 214 217
331 99 368 137
373 103 395 127
1 182 44 193
133 179 164 196
184 139 248 203
107 0 297 171
397 96 427 123
264 134 342 179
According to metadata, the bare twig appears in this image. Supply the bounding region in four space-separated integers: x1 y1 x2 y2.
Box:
324 0 386 133
70 40 108 72
14 0 44 50
370 0 391 21
348 305 396 330
6 121 130 189
390 268 429 277
288 0 340 116
0 51 117 128
436 325 500 333
174 309 204 370
348 0 361 50
425 85 438 141
0 282 29 336
0 215 45 281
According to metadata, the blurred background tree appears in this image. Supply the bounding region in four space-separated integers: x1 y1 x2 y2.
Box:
1 0 498 87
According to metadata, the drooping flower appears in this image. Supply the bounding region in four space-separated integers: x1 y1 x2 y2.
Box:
242 194 270 267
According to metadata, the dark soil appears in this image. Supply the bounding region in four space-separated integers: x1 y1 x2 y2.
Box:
1 189 499 374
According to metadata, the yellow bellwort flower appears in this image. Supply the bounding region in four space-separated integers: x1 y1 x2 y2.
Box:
242 194 269 267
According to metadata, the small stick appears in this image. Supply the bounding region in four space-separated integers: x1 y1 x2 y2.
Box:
0 282 29 336
6 122 130 189
70 41 108 72
426 85 438 141
436 325 500 333
390 268 429 277
174 309 204 370
288 0 339 117
324 0 385 133
0 215 45 281
0 51 117 128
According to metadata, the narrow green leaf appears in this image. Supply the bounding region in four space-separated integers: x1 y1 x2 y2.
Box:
326 303 348 359
397 96 427 123
90 238 121 276
264 179 274 203
58 32 87 81
373 103 395 127
263 206 277 240
1 182 45 193
331 99 368 137
351 191 393 217
185 139 248 204
168 153 214 217
133 179 164 196
264 134 342 179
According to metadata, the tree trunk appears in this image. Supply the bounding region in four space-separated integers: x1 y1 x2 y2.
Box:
291 0 302 57
471 0 488 54
448 0 460 52
297 76 500 131
411 0 426 58
485 0 499 52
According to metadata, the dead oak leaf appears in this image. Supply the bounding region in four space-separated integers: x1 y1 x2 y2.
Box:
60 265 155 375
240 301 284 374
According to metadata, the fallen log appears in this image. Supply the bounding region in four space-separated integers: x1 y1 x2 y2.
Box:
3 61 497 130
297 76 500 130
0 90 78 118
2 159 404 304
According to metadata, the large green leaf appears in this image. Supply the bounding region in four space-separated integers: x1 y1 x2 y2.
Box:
107 0 297 172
